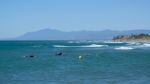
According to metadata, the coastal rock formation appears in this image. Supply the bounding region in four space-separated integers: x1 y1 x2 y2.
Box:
113 34 150 41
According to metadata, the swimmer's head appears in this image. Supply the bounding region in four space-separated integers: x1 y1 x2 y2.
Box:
79 56 82 59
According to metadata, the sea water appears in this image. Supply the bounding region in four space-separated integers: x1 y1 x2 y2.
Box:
0 41 150 84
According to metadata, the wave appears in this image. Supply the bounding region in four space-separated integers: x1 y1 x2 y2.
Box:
126 42 150 48
68 41 81 44
142 43 150 47
53 44 108 48
114 43 150 50
103 41 124 44
82 44 108 47
129 43 150 48
127 42 143 46
114 46 134 50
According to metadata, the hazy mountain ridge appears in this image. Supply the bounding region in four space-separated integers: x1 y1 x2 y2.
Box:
14 29 150 40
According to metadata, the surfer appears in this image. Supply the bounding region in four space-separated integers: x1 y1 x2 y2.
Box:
79 56 82 59
29 55 34 58
56 52 63 56
24 55 35 58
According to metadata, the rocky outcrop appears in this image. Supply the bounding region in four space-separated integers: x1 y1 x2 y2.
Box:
113 34 150 41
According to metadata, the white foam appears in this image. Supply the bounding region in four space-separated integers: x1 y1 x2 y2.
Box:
68 41 81 44
53 44 108 48
81 44 108 47
127 42 136 45
115 46 134 50
142 43 150 47
132 43 150 48
127 42 142 46
103 41 124 44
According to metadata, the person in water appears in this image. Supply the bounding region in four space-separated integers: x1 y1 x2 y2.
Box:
24 55 35 58
56 52 63 56
29 55 34 58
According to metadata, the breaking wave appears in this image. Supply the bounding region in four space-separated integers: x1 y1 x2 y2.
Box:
53 44 108 48
114 46 134 50
141 43 150 47
103 41 124 44
128 43 150 48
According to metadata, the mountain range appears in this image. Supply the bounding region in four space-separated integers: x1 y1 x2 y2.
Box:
10 29 150 40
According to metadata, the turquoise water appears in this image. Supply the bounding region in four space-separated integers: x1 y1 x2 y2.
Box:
0 41 150 84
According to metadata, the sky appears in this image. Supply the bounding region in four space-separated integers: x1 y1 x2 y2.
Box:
0 0 150 38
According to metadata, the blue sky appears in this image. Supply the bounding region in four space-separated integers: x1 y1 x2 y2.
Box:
0 0 150 38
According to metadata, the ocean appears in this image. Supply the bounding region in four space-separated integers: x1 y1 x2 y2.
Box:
0 40 150 84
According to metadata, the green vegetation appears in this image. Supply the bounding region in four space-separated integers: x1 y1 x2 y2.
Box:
113 33 150 41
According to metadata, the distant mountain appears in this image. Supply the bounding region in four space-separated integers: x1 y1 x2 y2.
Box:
14 29 150 40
